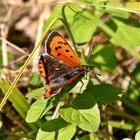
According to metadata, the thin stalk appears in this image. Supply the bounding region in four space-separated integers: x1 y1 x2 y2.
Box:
108 120 140 131
0 37 27 55
52 102 64 119
62 4 78 53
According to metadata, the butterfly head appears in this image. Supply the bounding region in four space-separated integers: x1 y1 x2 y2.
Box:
82 65 94 73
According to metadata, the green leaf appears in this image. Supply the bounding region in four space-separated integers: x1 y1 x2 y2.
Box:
26 87 45 99
72 93 96 109
43 5 62 29
0 79 29 119
29 72 41 87
41 118 68 131
0 79 38 130
80 0 94 4
133 63 140 83
59 104 100 132
80 134 100 140
89 44 117 71
135 131 140 140
70 11 99 43
44 5 76 30
105 2 129 19
110 19 140 48
26 99 48 123
84 82 123 105
36 118 76 140
26 96 60 123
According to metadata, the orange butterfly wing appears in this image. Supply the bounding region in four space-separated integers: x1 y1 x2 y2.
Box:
38 55 50 84
45 31 81 67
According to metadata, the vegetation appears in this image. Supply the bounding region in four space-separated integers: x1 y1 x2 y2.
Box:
0 0 140 140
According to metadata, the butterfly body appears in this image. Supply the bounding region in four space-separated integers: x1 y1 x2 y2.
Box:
38 31 88 99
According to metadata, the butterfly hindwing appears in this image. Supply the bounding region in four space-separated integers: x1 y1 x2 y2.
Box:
38 55 50 84
40 54 85 99
40 54 74 99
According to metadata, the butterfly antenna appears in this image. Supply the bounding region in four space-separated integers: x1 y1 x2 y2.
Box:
86 44 95 62
69 7 90 20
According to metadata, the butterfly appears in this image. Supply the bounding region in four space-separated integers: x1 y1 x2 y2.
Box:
38 31 89 99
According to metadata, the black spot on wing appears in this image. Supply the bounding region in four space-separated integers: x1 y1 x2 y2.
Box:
58 46 62 49
70 56 73 58
58 41 63 44
55 45 62 51
55 47 58 50
57 53 61 57
65 49 70 53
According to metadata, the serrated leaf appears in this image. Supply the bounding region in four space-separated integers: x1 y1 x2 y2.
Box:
59 104 100 132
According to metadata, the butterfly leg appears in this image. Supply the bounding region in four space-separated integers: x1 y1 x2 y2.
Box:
79 80 84 93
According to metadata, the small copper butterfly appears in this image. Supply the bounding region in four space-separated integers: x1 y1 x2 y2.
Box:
38 31 89 99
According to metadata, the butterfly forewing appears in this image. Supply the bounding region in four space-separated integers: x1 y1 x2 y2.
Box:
45 31 81 67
